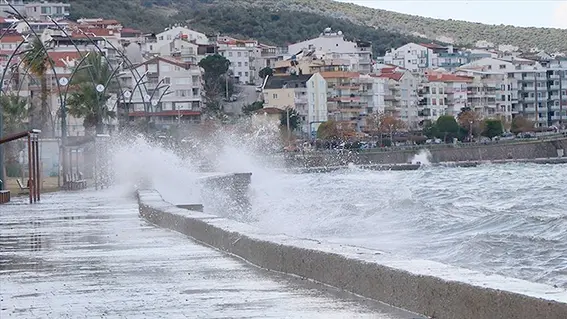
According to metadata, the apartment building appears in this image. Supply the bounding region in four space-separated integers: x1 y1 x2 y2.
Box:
272 52 350 76
120 56 203 129
383 43 446 72
422 73 473 118
217 36 257 84
321 72 365 125
24 1 70 21
377 71 420 129
287 28 372 74
262 74 327 134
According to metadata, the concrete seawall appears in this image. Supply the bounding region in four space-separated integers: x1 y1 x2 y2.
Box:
138 174 567 319
289 137 567 167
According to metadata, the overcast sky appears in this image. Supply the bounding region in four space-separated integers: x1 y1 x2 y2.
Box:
335 0 567 29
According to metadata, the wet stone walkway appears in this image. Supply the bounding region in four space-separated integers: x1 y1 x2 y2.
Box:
0 189 422 318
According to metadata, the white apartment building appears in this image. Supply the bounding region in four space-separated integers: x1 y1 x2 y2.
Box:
424 73 473 117
383 43 443 72
262 74 327 135
120 56 203 128
358 74 387 115
217 36 257 84
287 28 372 74
378 71 420 128
145 26 209 55
306 73 328 136
24 1 70 20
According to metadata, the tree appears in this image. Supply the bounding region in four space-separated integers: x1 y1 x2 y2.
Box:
198 54 232 116
511 115 535 134
1 94 28 181
457 107 481 139
482 119 504 139
378 114 405 134
242 101 264 116
317 120 339 140
258 67 273 79
280 108 300 131
22 37 52 135
434 115 460 142
1 94 28 134
66 52 117 135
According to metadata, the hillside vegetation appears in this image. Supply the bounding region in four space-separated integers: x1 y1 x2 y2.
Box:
68 0 424 56
68 0 567 53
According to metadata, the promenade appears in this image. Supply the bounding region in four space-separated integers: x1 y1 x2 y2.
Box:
0 189 422 318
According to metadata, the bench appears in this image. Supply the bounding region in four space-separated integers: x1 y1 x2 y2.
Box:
16 179 30 194
63 173 87 190
0 190 10 204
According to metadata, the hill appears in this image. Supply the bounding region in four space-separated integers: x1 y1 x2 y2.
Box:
67 0 567 53
67 0 425 56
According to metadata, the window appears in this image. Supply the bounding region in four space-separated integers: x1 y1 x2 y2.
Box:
501 95 506 101
176 90 188 97
167 35 172 40
238 72 242 76
159 36 163 40
244 62 248 66
499 65 506 69
192 75 199 84
228 52 233 57
192 88 199 96
431 87 437 94
432 98 437 105
175 78 190 85
273 93 278 99
163 77 170 84
245 72 248 76
238 62 242 67
237 52 241 57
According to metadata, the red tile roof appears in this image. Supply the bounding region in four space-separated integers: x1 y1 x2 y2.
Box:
376 72 404 81
48 51 87 68
1 35 24 43
73 27 116 37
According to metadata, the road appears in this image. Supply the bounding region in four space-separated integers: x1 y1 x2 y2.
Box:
224 84 261 115
0 189 423 318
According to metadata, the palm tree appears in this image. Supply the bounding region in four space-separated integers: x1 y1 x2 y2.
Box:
0 94 28 182
1 94 28 134
21 37 52 135
66 52 117 135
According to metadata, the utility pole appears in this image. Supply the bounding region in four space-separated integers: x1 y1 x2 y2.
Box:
286 107 291 144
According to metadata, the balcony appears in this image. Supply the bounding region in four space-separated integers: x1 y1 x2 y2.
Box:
549 74 561 79
294 96 308 104
522 97 536 103
524 107 537 113
549 85 561 90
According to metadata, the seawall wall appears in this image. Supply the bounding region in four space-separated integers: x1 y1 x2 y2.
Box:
288 137 567 166
137 173 567 319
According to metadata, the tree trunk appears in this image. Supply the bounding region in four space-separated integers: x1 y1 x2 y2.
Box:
40 74 50 136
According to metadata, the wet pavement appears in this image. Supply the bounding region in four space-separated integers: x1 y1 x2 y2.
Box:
0 189 423 318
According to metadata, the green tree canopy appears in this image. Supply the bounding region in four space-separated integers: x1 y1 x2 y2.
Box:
22 37 52 135
280 108 300 131
482 119 504 138
259 67 273 79
66 52 117 134
242 101 264 116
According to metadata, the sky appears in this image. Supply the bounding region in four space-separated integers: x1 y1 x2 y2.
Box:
335 0 567 29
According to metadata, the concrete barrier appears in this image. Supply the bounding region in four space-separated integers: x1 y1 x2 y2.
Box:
137 174 567 319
